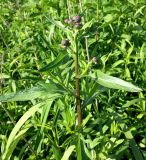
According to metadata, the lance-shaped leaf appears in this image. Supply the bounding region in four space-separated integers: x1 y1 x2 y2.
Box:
90 70 142 92
39 54 69 72
0 82 67 102
123 98 146 108
2 103 42 160
61 145 75 160
45 15 70 33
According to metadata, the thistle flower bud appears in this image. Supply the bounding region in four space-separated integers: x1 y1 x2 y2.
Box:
72 15 81 23
64 18 72 24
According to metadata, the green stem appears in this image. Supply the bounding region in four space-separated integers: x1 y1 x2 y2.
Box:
74 32 82 127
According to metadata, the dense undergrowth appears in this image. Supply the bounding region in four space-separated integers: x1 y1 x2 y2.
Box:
0 0 146 159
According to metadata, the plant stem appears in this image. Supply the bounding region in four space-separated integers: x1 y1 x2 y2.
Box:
74 32 82 127
79 0 90 63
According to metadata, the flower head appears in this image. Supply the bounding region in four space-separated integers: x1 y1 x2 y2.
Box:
72 15 81 23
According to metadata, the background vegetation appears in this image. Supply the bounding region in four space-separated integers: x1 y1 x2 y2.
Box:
0 0 146 159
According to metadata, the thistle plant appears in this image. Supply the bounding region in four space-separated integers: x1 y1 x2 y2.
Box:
0 2 145 159
60 14 142 128
62 15 82 126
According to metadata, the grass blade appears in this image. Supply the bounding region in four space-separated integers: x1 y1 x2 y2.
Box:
4 127 30 160
36 100 53 153
61 145 75 160
123 98 146 108
2 103 43 159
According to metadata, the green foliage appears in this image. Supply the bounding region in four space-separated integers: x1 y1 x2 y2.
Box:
91 70 142 92
0 0 146 159
0 82 67 102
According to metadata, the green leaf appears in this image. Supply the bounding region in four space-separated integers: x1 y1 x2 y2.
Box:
103 14 118 24
2 103 42 160
125 131 144 160
111 60 124 68
123 98 146 108
44 14 69 32
90 70 142 92
39 54 69 72
0 135 7 155
61 145 75 160
82 19 94 30
90 137 102 149
80 136 91 160
0 82 66 102
4 127 30 160
52 145 62 160
36 100 53 153
82 113 92 127
120 124 144 160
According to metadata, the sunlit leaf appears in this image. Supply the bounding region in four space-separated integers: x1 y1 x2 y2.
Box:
0 82 67 102
61 145 75 160
90 70 142 92
2 103 42 160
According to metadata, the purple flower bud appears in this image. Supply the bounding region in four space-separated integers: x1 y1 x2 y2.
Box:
72 15 81 23
64 18 72 24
